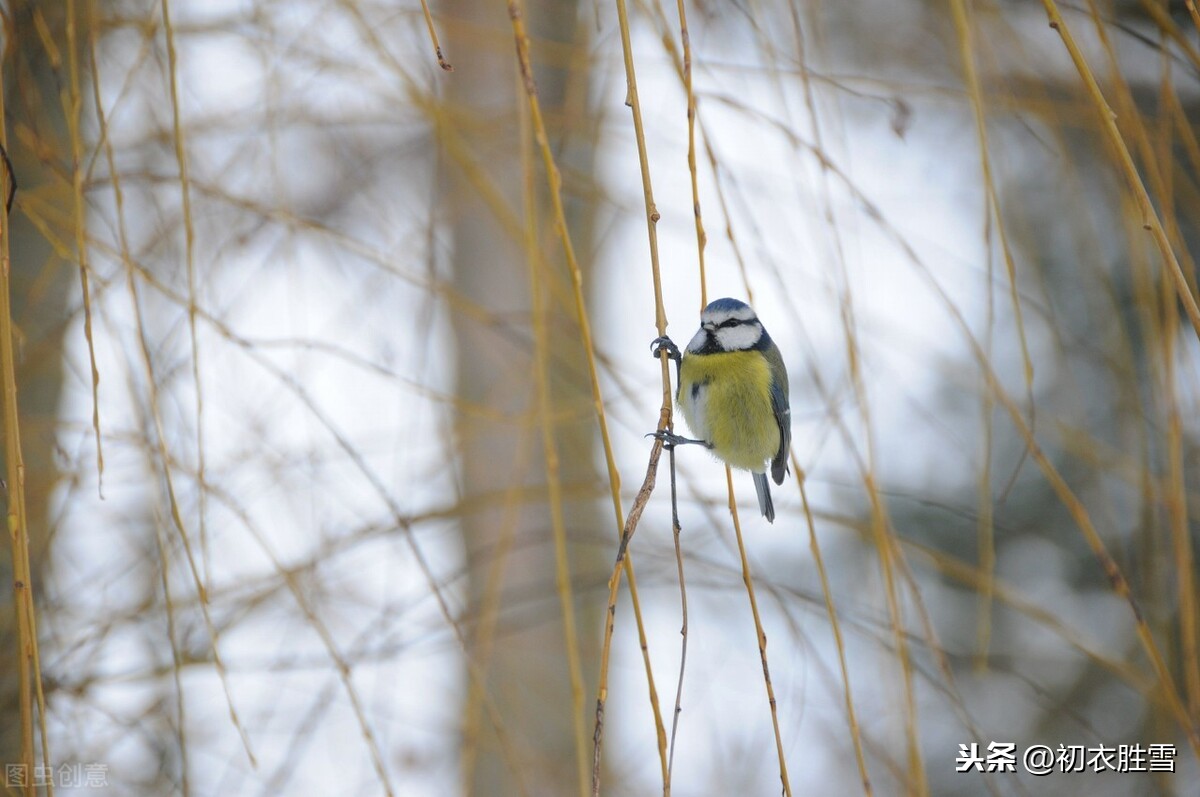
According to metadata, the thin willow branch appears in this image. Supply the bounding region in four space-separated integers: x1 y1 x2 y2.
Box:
507 1 671 793
519 44 590 797
726 467 791 796
64 0 104 498
594 439 665 797
0 36 44 797
1040 0 1200 345
417 0 453 70
797 467 872 795
666 446 687 796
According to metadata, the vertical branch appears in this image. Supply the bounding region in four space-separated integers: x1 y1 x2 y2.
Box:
666 441 686 797
948 0 1034 400
665 2 699 786
417 0 453 71
159 0 211 588
151 504 190 796
851 426 924 792
1145 24 1200 722
788 11 925 788
0 45 45 797
726 467 791 797
593 441 666 797
519 44 590 797
1160 247 1199 717
671 0 706 308
837 151 1200 756
89 1 188 784
456 65 547 792
609 0 684 779
110 7 259 767
613 0 669 340
796 468 872 795
507 2 670 794
63 0 103 497
1077 0 1200 729
947 0 1034 673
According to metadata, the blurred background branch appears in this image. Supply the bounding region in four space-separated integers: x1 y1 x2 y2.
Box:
2 0 1200 795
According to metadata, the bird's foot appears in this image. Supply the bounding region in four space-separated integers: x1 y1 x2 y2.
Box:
647 429 711 450
650 336 682 364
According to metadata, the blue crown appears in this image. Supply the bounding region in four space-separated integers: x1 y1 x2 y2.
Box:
704 297 751 313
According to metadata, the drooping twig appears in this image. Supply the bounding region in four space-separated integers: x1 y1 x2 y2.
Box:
417 0 453 70
726 467 792 796
666 445 688 795
593 436 666 796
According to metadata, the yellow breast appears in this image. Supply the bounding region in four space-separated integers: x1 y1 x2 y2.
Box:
678 350 780 473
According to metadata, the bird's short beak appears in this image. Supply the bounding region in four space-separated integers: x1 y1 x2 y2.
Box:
702 322 716 332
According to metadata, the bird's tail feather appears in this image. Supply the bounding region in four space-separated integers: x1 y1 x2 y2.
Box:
753 472 775 523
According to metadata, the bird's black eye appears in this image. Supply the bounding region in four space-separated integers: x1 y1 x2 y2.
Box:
719 319 740 328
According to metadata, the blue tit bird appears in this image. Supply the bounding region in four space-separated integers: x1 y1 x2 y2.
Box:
652 298 791 522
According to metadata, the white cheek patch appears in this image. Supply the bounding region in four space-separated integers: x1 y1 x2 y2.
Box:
685 328 708 353
715 323 761 351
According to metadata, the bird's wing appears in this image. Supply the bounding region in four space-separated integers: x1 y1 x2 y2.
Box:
769 377 791 485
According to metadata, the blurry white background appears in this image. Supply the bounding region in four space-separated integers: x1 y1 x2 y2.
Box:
4 0 1200 795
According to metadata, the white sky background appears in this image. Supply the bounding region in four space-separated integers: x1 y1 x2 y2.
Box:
39 0 1200 795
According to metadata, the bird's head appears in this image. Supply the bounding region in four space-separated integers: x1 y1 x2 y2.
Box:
687 297 765 354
